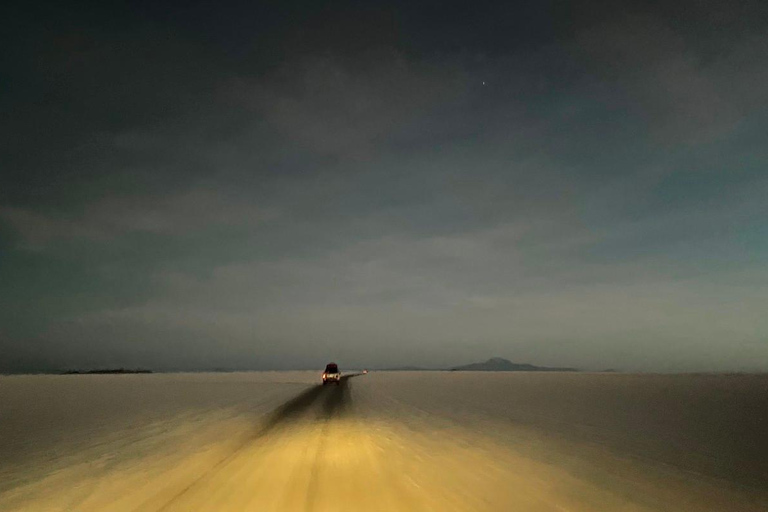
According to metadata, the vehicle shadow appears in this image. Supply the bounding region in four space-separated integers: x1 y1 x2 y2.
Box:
320 375 352 419
259 374 358 435
259 384 325 434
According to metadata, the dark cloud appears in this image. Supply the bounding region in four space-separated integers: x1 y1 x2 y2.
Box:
573 12 768 144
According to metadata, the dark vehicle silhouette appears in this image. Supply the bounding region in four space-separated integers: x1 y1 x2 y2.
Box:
322 363 341 385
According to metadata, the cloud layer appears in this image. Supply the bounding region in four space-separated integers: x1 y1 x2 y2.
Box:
2 0 767 372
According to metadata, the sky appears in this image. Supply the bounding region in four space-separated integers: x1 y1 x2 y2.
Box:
1 0 767 373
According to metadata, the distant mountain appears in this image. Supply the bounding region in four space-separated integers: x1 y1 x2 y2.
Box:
451 357 578 372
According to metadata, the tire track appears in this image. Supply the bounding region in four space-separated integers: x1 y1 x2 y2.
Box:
303 379 352 511
154 374 358 512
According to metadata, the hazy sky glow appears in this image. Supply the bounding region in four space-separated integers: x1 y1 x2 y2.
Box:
2 0 767 372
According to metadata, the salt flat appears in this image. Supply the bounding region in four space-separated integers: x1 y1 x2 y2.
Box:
0 371 766 511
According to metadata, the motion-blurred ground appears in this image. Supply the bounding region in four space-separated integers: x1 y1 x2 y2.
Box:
1 371 766 511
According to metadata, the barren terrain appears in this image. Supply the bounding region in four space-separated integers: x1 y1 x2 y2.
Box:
1 371 766 511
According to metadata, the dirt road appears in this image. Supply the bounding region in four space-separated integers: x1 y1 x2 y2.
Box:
1 372 766 511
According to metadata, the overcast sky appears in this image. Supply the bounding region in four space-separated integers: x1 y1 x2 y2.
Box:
2 0 767 372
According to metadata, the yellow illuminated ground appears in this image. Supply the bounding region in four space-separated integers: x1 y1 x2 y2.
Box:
0 372 766 511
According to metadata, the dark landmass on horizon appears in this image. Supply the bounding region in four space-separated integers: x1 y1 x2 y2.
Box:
2 359 765 375
62 368 153 375
375 357 580 372
4 358 577 375
451 357 579 372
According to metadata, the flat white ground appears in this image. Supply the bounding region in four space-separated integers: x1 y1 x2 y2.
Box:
0 371 766 511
